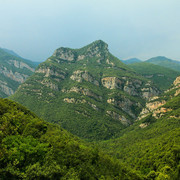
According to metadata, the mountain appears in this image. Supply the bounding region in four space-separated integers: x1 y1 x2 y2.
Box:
2 48 21 58
0 48 38 97
121 58 142 64
10 40 159 141
128 62 180 91
0 98 141 179
99 76 180 179
146 56 180 72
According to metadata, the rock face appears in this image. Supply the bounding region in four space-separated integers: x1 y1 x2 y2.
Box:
0 48 37 97
138 76 180 121
102 77 122 89
53 48 76 61
10 40 160 140
106 111 131 125
102 77 159 100
70 70 99 86
0 80 14 96
173 76 180 86
138 100 167 120
0 66 28 83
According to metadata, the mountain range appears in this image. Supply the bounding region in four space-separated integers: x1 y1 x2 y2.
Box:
0 48 39 97
99 75 180 179
0 40 180 179
123 56 180 72
10 40 160 141
129 62 180 91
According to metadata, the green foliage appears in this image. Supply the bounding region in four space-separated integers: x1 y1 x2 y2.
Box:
146 56 180 72
0 98 142 179
10 40 152 141
99 93 180 179
0 48 38 98
129 62 180 91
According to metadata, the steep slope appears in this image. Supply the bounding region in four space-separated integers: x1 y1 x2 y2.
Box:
146 56 180 72
0 48 38 97
128 62 180 91
10 40 159 141
99 76 180 179
0 98 142 179
121 58 142 64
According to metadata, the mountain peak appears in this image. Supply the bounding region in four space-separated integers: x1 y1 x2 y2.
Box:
52 40 109 61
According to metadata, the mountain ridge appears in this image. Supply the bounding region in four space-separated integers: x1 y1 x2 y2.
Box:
0 48 38 97
99 76 180 179
10 40 160 141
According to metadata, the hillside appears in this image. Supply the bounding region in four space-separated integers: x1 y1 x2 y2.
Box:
99 76 180 179
146 56 180 72
121 58 142 64
128 62 180 91
0 48 38 98
0 98 141 179
10 40 159 141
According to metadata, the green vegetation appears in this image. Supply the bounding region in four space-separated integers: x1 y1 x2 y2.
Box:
10 40 156 141
129 62 180 91
0 98 141 179
146 56 180 72
121 58 142 64
99 87 180 179
0 48 38 98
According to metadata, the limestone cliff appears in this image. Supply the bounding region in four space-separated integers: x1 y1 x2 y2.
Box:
138 76 180 121
10 40 161 140
0 48 37 97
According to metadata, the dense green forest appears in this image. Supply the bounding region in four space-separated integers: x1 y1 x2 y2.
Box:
2 41 180 179
10 40 159 141
146 56 180 72
99 84 180 179
0 98 141 179
128 62 180 90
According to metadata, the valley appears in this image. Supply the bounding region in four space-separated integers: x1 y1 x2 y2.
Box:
0 41 179 179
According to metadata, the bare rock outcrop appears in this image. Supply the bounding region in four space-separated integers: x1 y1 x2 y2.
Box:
0 80 14 96
70 70 99 86
63 98 99 111
8 60 35 72
41 79 59 91
106 111 131 125
138 100 167 120
53 48 76 61
0 66 28 83
107 97 139 118
101 77 123 89
62 87 102 100
36 67 66 80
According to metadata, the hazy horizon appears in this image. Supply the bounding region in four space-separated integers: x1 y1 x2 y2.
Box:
0 0 180 62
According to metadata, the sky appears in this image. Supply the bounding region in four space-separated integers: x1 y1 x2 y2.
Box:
0 0 180 62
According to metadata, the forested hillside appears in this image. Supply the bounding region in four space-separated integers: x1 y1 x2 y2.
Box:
0 98 141 179
0 48 38 98
10 40 160 141
128 62 180 91
99 76 180 179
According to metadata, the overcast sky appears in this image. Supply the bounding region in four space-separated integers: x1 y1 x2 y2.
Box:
0 0 180 62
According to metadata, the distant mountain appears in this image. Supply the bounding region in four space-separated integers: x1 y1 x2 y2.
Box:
2 48 21 58
99 76 180 179
129 62 180 91
10 40 159 141
121 58 142 64
0 98 141 179
0 48 38 97
146 56 180 72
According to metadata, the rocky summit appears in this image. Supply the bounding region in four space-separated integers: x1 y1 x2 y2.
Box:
0 48 37 97
10 40 159 140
